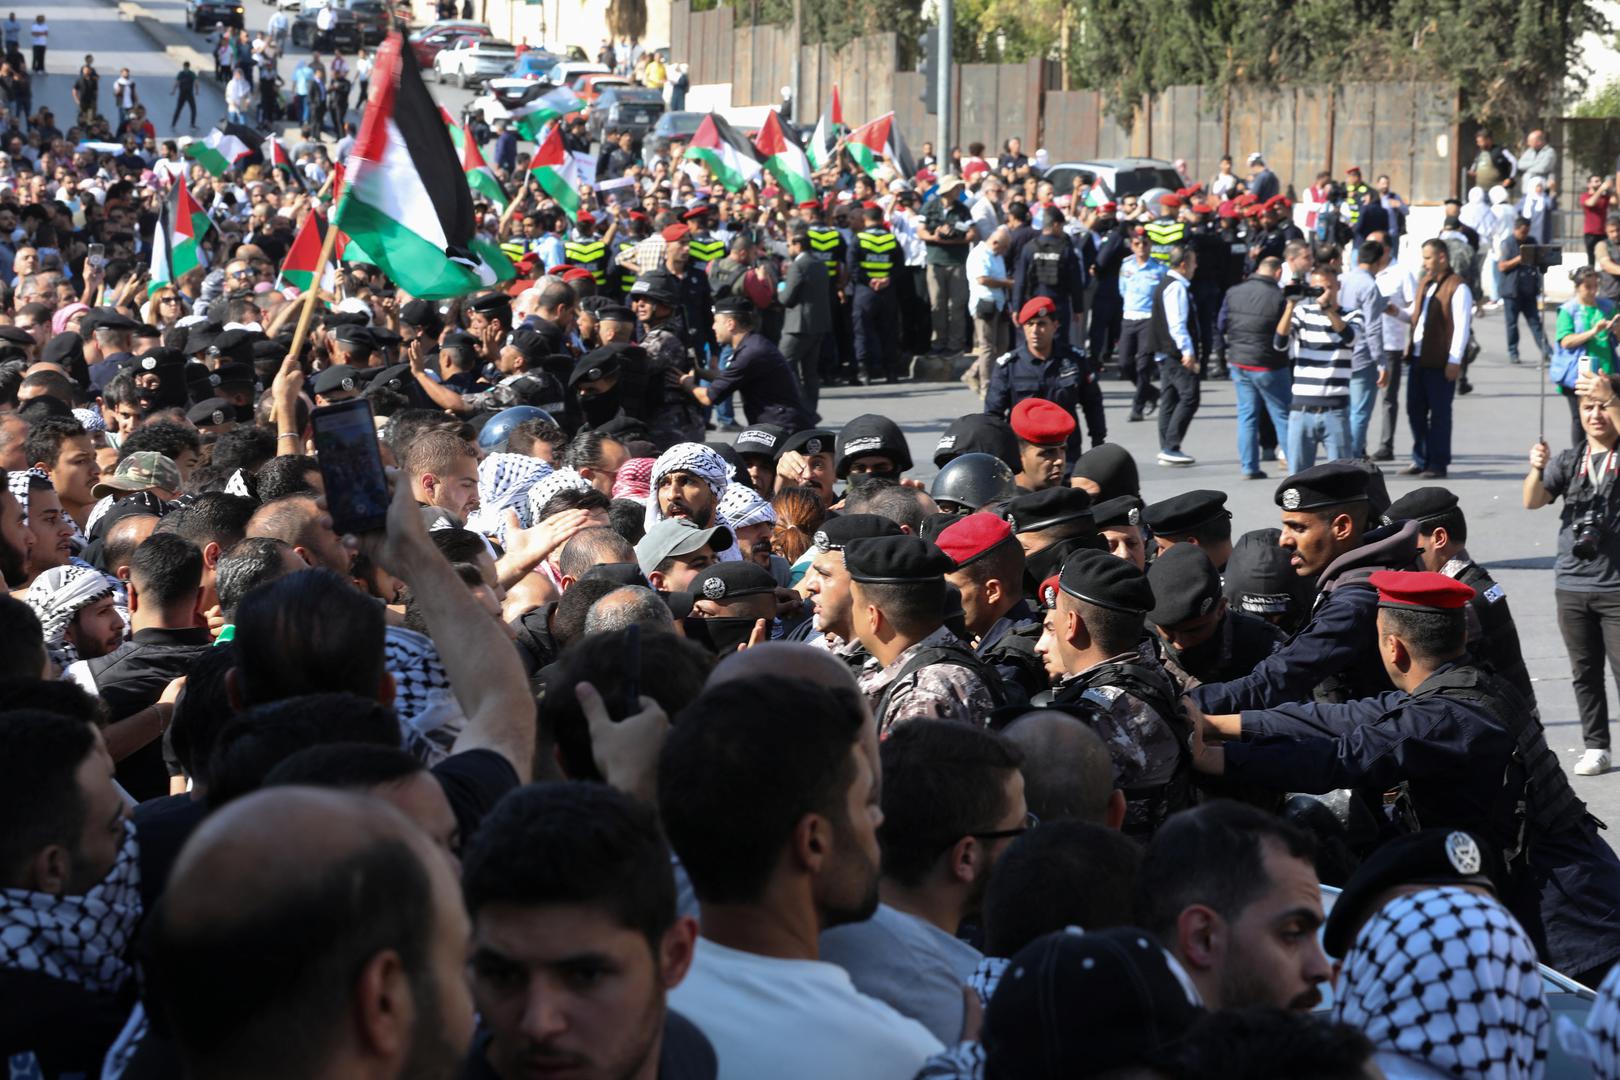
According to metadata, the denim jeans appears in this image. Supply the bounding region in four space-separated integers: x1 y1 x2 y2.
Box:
1231 366 1292 473
1503 295 1551 361
1348 365 1380 458
1285 406 1350 472
1407 364 1456 472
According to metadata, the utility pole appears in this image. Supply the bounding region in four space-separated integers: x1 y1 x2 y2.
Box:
791 0 802 123
937 0 952 155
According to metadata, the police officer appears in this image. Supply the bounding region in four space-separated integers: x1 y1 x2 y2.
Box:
1222 527 1313 633
1087 202 1129 368
1004 486 1106 596
845 534 1003 732
733 423 789 494
628 272 703 445
802 198 851 387
661 222 716 359
1009 397 1076 492
938 512 1047 706
929 452 1019 516
835 414 913 483
1189 569 1620 984
1014 208 1086 349
1342 166 1371 231
850 204 901 384
1387 486 1533 702
1141 489 1234 570
1145 193 1187 264
1093 494 1148 570
1191 462 1422 716
986 297 1104 452
684 205 726 272
934 412 1020 473
1034 547 1190 838
564 210 615 288
1146 543 1284 690
1186 199 1231 378
795 513 903 671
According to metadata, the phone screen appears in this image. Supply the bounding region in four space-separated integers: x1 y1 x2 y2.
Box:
310 398 390 536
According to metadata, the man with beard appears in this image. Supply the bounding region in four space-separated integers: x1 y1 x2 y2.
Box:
25 564 125 667
798 513 902 673
0 470 36 588
1008 396 1073 493
820 720 1026 1045
643 444 739 559
683 295 812 431
662 676 944 1079
147 787 474 1080
8 469 74 589
461 782 714 1080
1146 544 1283 691
1135 799 1331 1011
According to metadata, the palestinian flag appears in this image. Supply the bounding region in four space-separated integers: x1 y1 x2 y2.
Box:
147 178 212 294
806 84 842 171
183 129 251 177
527 123 581 222
684 113 762 193
506 82 583 142
331 33 513 299
277 208 337 293
442 106 508 210
262 136 307 192
756 111 815 205
846 112 915 180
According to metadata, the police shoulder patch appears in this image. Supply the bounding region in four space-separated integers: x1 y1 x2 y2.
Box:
995 351 1015 367
1081 685 1126 707
1483 583 1506 604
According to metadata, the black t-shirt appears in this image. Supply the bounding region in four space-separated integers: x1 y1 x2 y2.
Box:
75 70 98 101
1540 444 1620 591
461 1009 717 1080
431 748 520 847
176 68 196 94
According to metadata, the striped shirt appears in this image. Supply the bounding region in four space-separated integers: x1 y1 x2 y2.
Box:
1275 301 1358 406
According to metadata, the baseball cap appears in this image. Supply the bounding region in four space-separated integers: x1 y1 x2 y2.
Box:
634 519 735 578
92 452 182 499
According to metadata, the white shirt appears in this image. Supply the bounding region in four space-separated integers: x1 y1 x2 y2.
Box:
1375 261 1417 355
29 20 46 45
114 77 136 109
890 209 926 266
153 157 187 186
670 938 943 1080
966 241 1007 312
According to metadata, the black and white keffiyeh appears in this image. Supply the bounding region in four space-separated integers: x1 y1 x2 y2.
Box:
71 407 106 434
717 483 776 530
523 467 593 529
25 564 117 667
467 452 552 543
1559 961 1620 1078
1333 886 1548 1080
643 443 742 561
383 624 466 765
0 821 140 996
7 464 44 520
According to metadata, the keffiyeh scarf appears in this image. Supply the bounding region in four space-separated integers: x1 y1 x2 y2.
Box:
643 443 742 561
0 821 140 996
25 564 116 667
718 483 777 530
384 624 466 765
524 467 593 529
1333 886 1547 1080
1559 962 1620 1078
466 453 552 544
611 457 655 501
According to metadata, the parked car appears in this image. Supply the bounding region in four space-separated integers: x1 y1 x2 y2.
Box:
1040 157 1184 202
186 0 245 32
433 37 518 87
291 3 361 49
587 86 665 144
641 109 705 164
348 0 393 45
505 49 567 81
570 72 630 101
407 20 491 66
546 60 609 85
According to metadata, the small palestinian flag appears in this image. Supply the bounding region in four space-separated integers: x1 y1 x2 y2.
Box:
527 123 581 222
148 177 212 294
806 84 842 172
332 33 513 299
442 106 508 210
684 113 762 193
262 136 307 191
846 112 915 180
183 129 251 177
506 82 583 142
277 208 337 293
756 111 815 205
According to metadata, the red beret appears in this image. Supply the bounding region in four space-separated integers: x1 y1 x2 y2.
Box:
797 199 820 210
1346 164 1363 174
936 512 1016 568
1217 201 1239 219
1159 194 1182 209
505 278 535 296
628 210 648 221
1100 201 1117 212
1010 397 1077 446
1234 193 1257 207
1369 570 1475 612
1038 572 1062 610
561 266 595 282
576 210 596 225
1017 296 1057 325
681 205 709 221
661 223 691 243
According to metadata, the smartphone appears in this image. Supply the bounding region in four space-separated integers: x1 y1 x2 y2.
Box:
621 622 640 717
87 242 105 269
309 398 390 536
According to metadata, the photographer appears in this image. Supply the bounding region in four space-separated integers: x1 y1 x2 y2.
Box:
1497 216 1552 365
921 175 976 358
1274 267 1356 470
1525 374 1620 775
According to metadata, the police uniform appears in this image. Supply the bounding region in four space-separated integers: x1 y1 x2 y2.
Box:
1216 570 1620 979
1144 197 1187 264
936 513 1048 707
1386 486 1535 704
1186 209 1230 375
850 220 901 383
800 514 902 673
846 535 1002 733
986 298 1103 451
1192 464 1421 714
934 413 1020 471
1013 228 1085 348
629 274 703 445
1041 548 1190 838
1146 543 1284 690
684 207 726 271
706 296 813 430
1005 487 1106 599
1343 172 1371 229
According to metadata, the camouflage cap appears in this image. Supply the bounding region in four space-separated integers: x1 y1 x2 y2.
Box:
91 452 182 499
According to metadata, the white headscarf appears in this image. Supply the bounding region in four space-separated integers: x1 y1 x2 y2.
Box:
523 467 593 529
1333 886 1547 1080
1461 186 1497 242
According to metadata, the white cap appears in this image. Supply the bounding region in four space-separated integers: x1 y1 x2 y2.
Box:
1247 152 1265 165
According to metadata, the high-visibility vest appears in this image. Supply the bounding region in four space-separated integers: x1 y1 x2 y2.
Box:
565 238 609 283
855 228 898 283
807 224 843 277
688 232 726 268
615 240 640 294
1145 218 1185 264
1344 182 1371 226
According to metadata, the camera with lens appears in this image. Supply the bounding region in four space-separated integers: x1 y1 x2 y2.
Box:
936 221 959 240
1283 282 1325 300
1573 511 1606 560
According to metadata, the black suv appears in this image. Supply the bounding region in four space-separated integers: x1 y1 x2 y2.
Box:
291 5 362 50
186 0 244 32
349 0 392 45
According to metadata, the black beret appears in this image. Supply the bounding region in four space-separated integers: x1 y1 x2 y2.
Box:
212 362 257 389
1092 495 1144 530
1146 544 1223 627
596 302 636 323
1275 462 1369 511
734 423 790 459
569 346 622 386
363 363 413 397
186 397 234 426
1004 487 1094 534
84 309 139 333
134 348 185 371
441 330 481 352
184 321 224 355
398 299 441 327
814 513 903 552
1321 829 1498 958
331 324 375 349
312 364 362 395
41 332 84 367
369 326 402 348
1386 486 1460 526
836 414 912 478
506 325 548 362
1073 443 1140 501
251 339 287 361
933 413 1019 470
1143 490 1230 536
844 534 953 584
1057 547 1154 613
211 327 261 360
133 323 162 338
321 310 370 329
691 560 777 601
468 291 513 315
714 293 755 317
0 324 33 346
780 428 836 459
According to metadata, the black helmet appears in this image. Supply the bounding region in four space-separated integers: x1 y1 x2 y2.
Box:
929 452 1018 513
933 413 1019 470
836 414 913 478
476 405 556 453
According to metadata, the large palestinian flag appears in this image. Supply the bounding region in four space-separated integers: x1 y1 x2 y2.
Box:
755 111 815 205
331 33 513 299
148 178 212 294
183 129 251 176
846 112 915 180
684 113 762 192
527 124 581 222
441 106 508 210
505 82 583 142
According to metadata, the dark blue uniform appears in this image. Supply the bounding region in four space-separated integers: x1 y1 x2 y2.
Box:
705 331 813 431
974 599 1046 707
1013 232 1086 348
984 339 1092 458
850 226 901 382
1087 226 1129 365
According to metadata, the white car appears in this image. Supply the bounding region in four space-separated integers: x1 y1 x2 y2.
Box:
432 37 517 87
275 0 302 10
547 60 609 85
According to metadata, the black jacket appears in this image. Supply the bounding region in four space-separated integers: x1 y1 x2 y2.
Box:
1219 275 1288 369
79 626 213 801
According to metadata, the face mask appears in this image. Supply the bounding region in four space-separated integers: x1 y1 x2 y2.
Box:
578 384 622 427
682 615 769 655
1162 619 1225 674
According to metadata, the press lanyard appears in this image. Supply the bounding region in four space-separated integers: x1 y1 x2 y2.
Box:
1583 445 1618 492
